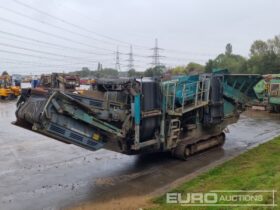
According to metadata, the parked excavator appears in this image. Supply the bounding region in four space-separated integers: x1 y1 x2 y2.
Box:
14 69 261 159
0 71 21 100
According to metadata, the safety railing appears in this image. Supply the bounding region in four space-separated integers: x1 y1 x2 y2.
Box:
163 78 210 115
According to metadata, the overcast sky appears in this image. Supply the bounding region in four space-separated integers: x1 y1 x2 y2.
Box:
0 0 279 74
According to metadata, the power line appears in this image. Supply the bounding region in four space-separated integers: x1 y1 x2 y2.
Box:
0 5 124 47
0 28 155 67
11 1 219 59
0 49 74 61
97 62 103 71
0 32 113 57
150 38 164 67
0 60 89 68
0 42 207 68
13 0 135 47
0 59 119 74
127 45 134 70
55 1 151 50
0 16 210 65
0 49 112 64
0 6 212 72
115 47 121 71
164 56 207 63
0 16 117 52
162 48 217 57
0 56 116 67
0 30 114 56
0 42 107 62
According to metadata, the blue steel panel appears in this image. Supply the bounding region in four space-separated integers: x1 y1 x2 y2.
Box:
134 94 141 125
47 122 104 151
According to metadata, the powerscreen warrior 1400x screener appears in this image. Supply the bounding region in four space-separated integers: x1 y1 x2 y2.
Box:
14 70 261 159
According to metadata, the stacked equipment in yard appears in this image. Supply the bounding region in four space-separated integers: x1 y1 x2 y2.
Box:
38 73 80 92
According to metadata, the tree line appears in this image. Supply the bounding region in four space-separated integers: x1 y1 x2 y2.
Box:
72 35 280 78
205 35 280 74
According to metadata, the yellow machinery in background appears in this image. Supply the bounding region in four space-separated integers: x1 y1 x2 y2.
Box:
0 71 21 100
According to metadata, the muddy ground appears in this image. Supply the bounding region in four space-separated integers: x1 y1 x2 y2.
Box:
0 101 279 210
